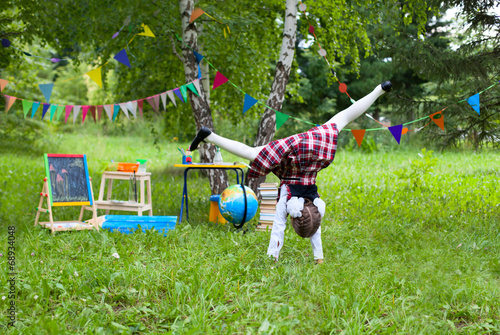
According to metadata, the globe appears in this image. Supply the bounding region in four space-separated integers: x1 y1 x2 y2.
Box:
218 184 258 225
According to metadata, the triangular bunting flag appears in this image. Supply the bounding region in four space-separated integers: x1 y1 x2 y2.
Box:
119 103 129 118
104 105 113 121
154 95 160 112
22 100 33 118
114 49 131 68
275 111 290 130
81 105 89 123
138 24 155 37
73 105 81 123
173 88 184 103
193 50 204 64
351 129 366 147
186 82 199 96
198 65 202 79
89 106 96 123
87 67 103 88
160 93 167 111
41 103 50 120
193 79 202 97
31 101 40 118
64 105 73 123
180 85 188 101
49 104 58 121
0 79 9 92
4 95 16 114
126 101 138 118
212 71 228 90
190 8 205 23
388 124 403 144
146 96 158 113
467 93 480 114
97 105 103 121
138 100 144 117
56 105 64 121
243 94 258 114
167 90 177 107
112 104 120 121
38 83 54 102
429 110 445 131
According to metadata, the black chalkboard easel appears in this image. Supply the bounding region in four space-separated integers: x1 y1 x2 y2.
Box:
35 154 99 234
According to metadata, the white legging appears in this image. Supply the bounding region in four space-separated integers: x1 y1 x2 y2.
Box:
204 84 386 161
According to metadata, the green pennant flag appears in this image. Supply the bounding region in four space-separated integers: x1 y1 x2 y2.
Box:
180 85 188 101
56 105 65 121
276 111 290 130
22 100 33 118
186 82 199 96
49 104 58 121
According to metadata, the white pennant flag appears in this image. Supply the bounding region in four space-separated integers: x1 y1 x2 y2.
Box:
73 105 81 123
193 79 202 96
119 103 129 119
160 92 167 111
166 90 177 107
126 101 138 118
104 105 113 121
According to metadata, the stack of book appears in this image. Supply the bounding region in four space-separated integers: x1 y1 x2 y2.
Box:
256 182 278 231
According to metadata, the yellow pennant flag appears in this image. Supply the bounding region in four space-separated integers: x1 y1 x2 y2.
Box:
86 67 103 88
138 24 155 38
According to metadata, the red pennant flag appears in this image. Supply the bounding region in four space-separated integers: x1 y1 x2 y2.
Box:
138 99 144 117
146 96 158 113
351 129 366 147
212 71 228 90
90 106 96 123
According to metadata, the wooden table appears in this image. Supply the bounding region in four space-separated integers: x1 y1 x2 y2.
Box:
174 163 246 223
95 171 153 216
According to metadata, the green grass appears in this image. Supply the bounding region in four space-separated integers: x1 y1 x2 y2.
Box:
0 132 499 334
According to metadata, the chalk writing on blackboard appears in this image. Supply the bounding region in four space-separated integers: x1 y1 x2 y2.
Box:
44 154 93 206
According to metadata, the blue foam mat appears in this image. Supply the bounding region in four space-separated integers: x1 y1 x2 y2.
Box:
101 215 177 235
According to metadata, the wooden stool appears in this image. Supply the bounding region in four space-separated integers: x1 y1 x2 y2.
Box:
95 171 153 216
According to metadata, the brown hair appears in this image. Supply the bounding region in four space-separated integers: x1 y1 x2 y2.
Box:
291 198 321 238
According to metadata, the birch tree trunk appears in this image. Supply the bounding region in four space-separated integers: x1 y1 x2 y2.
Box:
179 0 228 195
247 0 298 194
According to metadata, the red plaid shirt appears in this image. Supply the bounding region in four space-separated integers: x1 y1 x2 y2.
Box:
248 123 338 186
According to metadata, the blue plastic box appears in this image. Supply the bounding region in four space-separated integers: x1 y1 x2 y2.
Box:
101 215 177 235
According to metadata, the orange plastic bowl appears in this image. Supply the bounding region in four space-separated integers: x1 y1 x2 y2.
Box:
117 162 139 172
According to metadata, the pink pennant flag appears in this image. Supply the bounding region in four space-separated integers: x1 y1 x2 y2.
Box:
146 96 158 113
81 105 89 123
97 105 103 122
154 95 160 112
0 79 8 92
212 71 228 90
4 95 16 113
65 105 73 123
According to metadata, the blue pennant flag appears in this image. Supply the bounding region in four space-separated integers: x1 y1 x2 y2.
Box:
31 102 41 118
114 49 131 68
198 65 202 79
41 103 50 119
388 124 403 144
243 94 258 114
467 93 480 115
112 104 120 121
193 50 204 64
38 83 54 103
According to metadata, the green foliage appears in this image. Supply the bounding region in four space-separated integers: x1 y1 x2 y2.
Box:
394 148 438 189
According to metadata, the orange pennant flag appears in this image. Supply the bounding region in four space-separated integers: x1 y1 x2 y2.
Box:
190 8 205 23
0 79 8 92
351 129 366 147
429 108 446 131
4 95 16 113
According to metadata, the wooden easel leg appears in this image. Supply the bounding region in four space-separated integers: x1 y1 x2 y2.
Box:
105 179 113 215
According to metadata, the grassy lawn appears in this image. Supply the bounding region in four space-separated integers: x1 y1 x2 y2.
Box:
0 130 499 334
